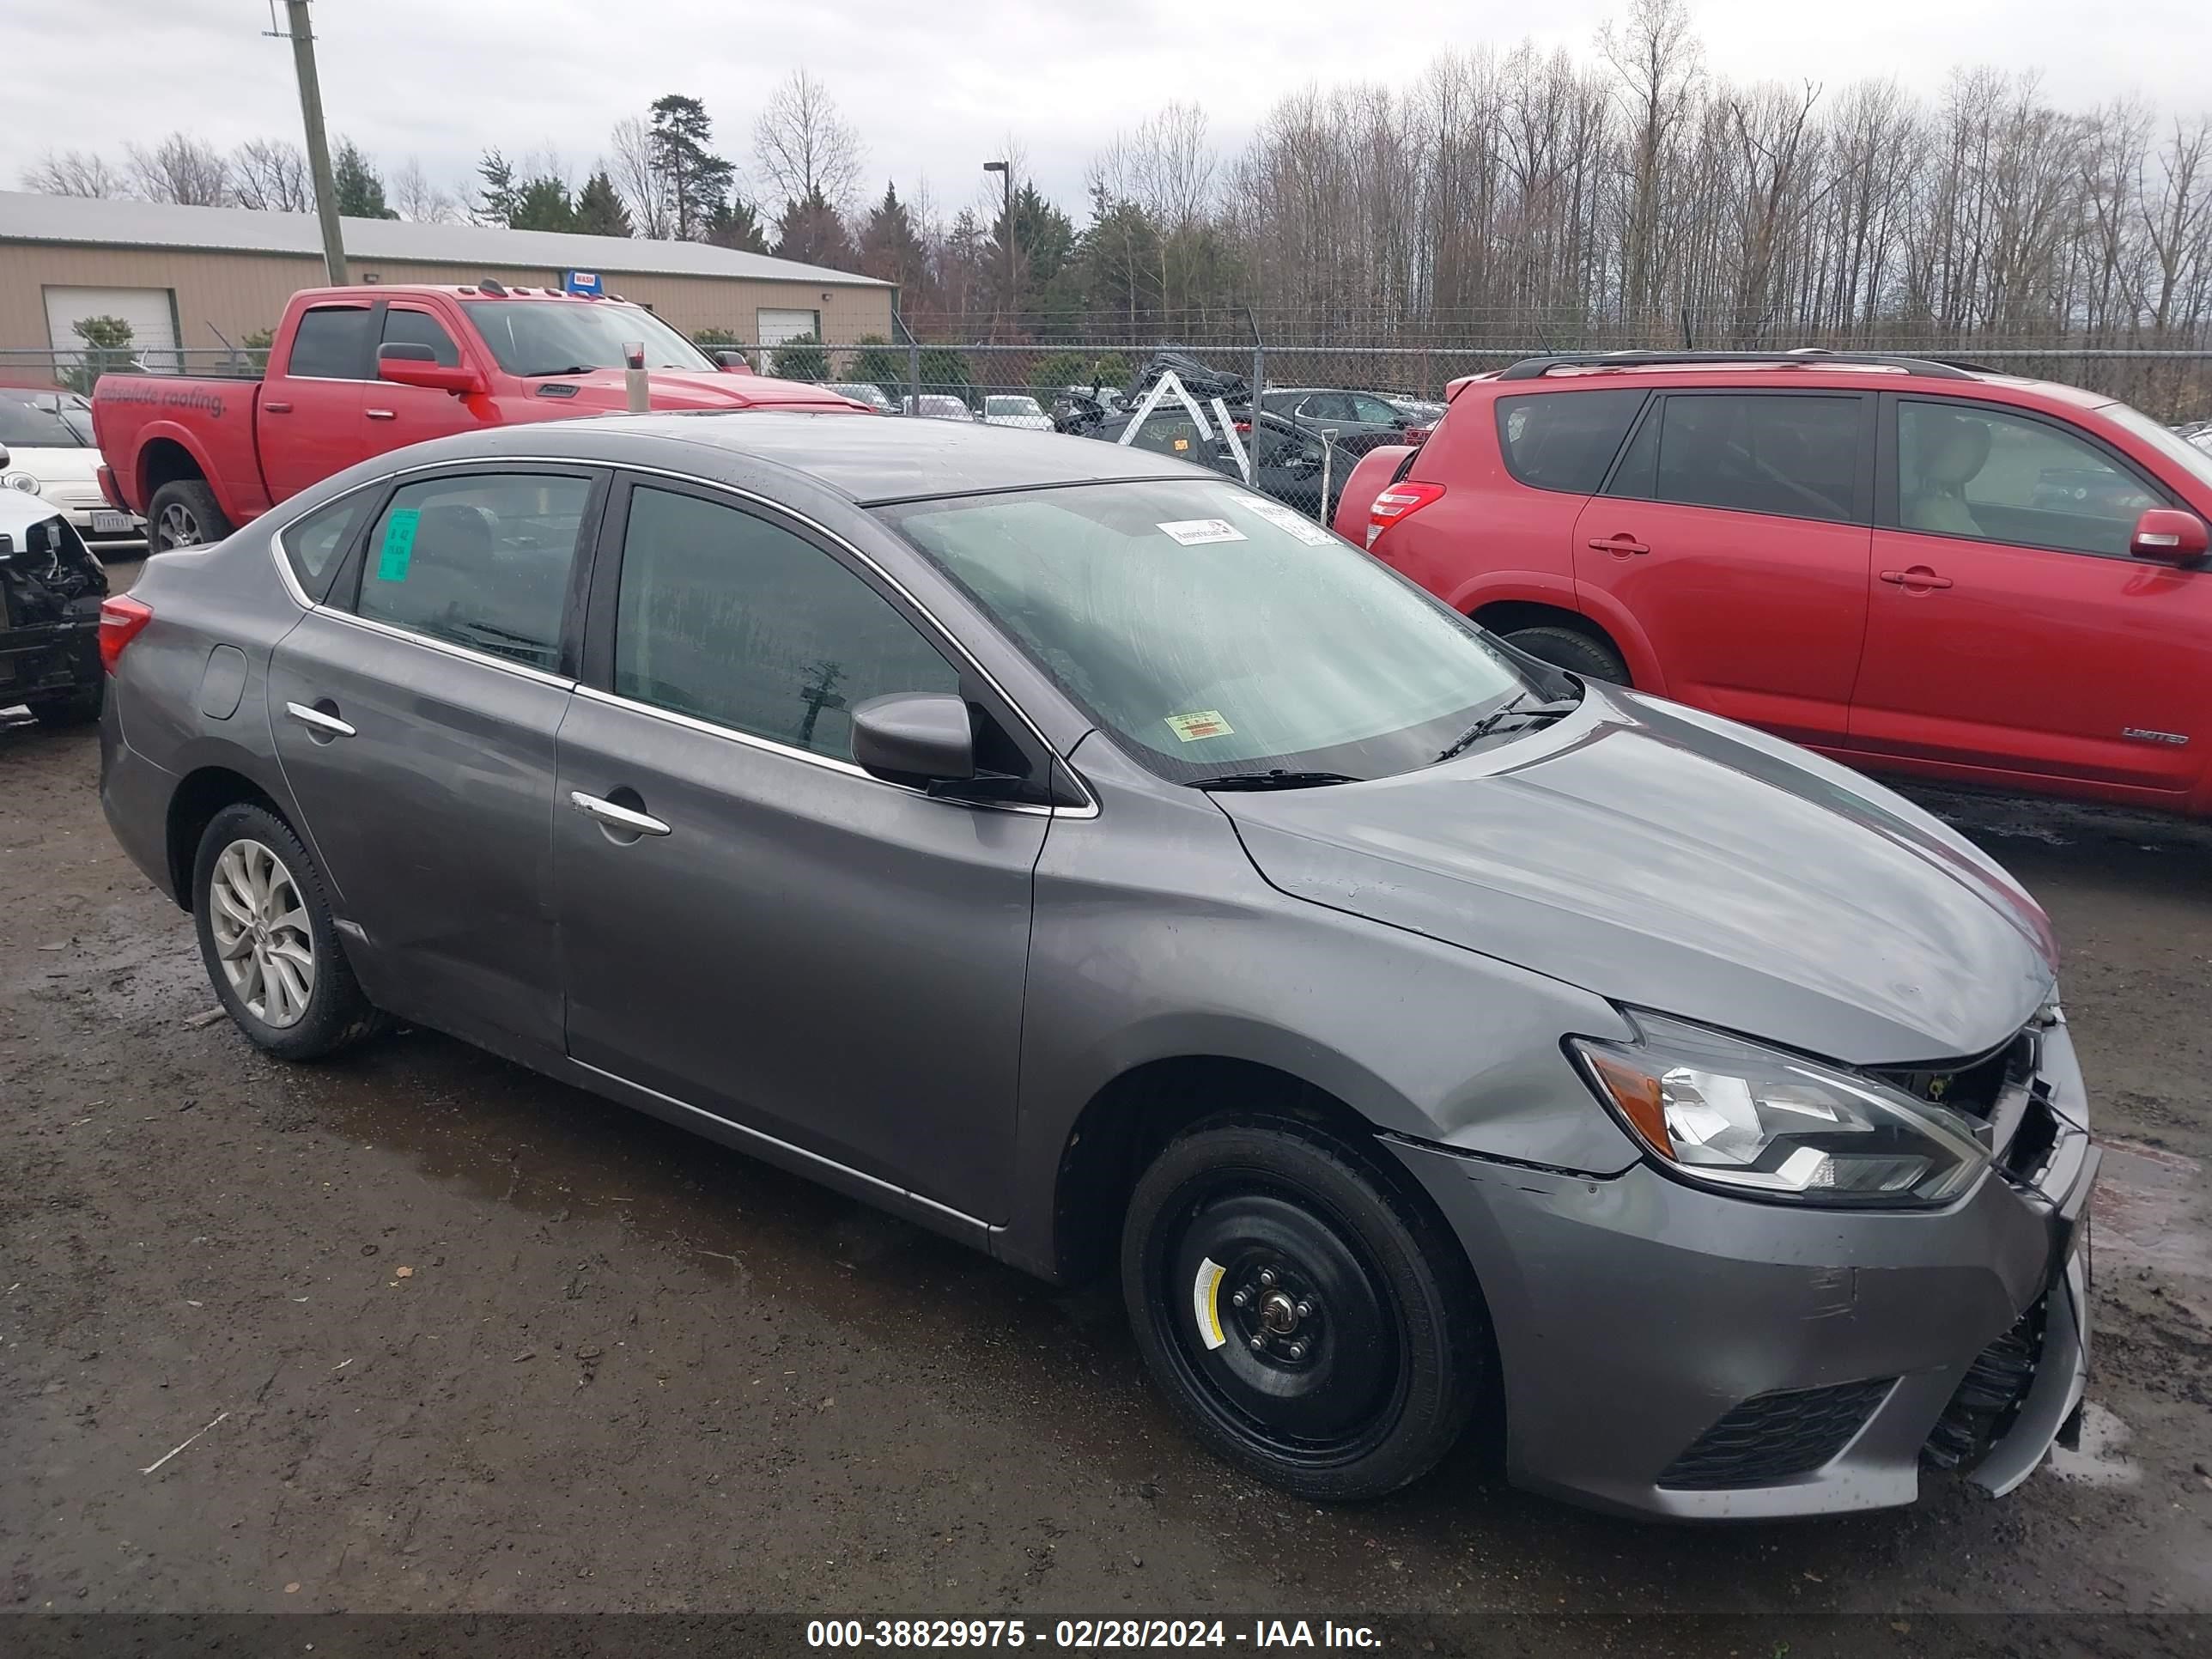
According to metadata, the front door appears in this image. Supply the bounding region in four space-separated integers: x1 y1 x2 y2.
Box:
553 479 1046 1221
365 303 493 453
267 465 601 1051
1849 396 2210 793
1571 389 1875 745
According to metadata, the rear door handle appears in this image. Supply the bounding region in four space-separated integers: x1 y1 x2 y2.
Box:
1879 568 1954 590
569 791 671 837
1588 536 1650 556
263 401 293 414
365 408 396 421
284 701 356 738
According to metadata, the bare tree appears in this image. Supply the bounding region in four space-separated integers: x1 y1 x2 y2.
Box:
391 157 463 223
607 116 670 240
754 69 864 211
21 149 129 198
231 138 312 213
126 133 231 206
1598 0 1701 321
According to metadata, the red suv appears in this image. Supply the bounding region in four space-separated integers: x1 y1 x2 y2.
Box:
1336 351 2212 817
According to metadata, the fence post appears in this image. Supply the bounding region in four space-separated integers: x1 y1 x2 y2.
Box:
895 309 921 411
1245 307 1266 415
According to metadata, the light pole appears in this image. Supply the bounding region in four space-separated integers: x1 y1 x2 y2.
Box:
269 0 346 285
983 160 1012 333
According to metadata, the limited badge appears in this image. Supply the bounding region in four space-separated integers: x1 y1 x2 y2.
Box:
1157 519 1245 545
1192 1256 1228 1350
1164 709 1233 742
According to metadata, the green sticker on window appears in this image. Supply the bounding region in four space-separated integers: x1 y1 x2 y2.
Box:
376 508 421 581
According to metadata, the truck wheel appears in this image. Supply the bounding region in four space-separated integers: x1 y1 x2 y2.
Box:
148 481 233 553
1498 624 1628 686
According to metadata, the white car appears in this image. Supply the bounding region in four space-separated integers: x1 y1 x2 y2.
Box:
902 394 977 422
980 393 1053 431
0 390 142 545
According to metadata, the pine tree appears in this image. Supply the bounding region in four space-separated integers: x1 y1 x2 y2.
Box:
647 94 735 240
574 170 633 237
333 139 397 220
473 149 519 227
773 188 856 269
508 177 575 232
703 193 770 253
858 183 928 290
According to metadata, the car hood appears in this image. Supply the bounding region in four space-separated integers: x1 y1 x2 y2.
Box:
550 371 872 415
1216 689 2057 1066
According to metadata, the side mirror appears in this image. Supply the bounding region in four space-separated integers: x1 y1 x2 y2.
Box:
851 693 975 787
378 343 485 396
0 444 10 470
2130 507 2210 565
710 349 755 374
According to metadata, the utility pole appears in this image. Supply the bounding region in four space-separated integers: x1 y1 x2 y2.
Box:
983 160 1012 338
270 0 347 285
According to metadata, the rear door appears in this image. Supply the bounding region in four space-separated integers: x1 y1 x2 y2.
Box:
1847 395 2210 793
267 465 602 1052
259 302 376 503
1571 388 1875 745
366 302 489 452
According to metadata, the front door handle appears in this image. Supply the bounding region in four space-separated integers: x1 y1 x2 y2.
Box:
569 791 672 837
1588 535 1650 556
365 408 397 421
263 401 294 414
283 700 356 738
1879 567 1954 590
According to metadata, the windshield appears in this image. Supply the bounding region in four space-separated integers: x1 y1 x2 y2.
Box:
0 394 91 447
879 479 1537 782
460 301 714 376
2103 401 2212 495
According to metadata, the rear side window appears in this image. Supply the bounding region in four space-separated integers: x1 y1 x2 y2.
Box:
284 306 375 380
279 492 371 603
354 472 592 672
381 307 461 368
1628 392 1864 524
612 485 960 763
1495 391 1645 494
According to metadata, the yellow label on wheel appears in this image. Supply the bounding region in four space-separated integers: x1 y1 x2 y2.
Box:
1193 1256 1228 1350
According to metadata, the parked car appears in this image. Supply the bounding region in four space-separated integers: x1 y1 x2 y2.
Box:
1091 407 1346 521
825 381 897 414
1050 385 1129 435
91 283 870 554
1335 349 2212 818
0 389 142 545
980 393 1053 431
101 411 2093 1518
0 484 106 726
1260 387 1427 455
1387 396 1449 428
902 394 977 421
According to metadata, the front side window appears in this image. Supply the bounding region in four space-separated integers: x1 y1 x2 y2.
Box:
1352 393 1402 425
354 473 591 671
381 307 462 368
1498 390 1646 495
280 491 372 602
1899 399 2159 557
285 306 375 380
1635 392 1863 524
462 301 713 376
612 486 960 763
880 479 1534 783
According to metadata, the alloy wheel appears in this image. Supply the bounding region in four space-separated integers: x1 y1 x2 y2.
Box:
157 501 203 550
207 838 315 1028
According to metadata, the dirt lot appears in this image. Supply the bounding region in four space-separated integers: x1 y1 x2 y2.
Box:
4 605 2209 1643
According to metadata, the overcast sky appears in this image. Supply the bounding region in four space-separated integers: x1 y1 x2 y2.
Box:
10 0 2209 224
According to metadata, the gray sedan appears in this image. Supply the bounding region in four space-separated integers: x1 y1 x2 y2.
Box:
97 413 2094 1517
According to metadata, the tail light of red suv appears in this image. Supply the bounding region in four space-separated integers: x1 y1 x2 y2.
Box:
99 595 154 673
1364 482 1447 550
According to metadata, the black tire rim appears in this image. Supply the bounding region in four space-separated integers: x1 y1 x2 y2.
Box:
1147 1176 1409 1469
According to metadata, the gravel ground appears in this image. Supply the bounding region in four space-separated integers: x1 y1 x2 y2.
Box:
3 603 2209 1643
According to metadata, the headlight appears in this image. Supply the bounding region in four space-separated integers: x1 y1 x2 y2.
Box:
1569 1012 1991 1207
3 472 41 494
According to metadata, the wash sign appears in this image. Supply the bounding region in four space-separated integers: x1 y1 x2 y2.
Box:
563 270 604 296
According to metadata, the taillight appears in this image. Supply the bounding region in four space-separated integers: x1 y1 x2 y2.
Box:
1402 424 1432 444
1233 420 1251 434
1365 482 1446 550
99 594 153 673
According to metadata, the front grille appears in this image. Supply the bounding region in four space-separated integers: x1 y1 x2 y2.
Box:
1657 1378 1895 1491
1872 1024 2039 1121
1923 1296 2045 1470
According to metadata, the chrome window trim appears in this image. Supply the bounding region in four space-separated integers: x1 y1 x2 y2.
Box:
316 605 576 689
264 452 1101 817
266 478 387 612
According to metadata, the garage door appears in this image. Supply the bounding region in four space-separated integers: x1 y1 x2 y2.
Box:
44 286 179 371
756 307 821 347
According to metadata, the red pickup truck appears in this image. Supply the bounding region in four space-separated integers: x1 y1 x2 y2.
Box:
92 283 866 551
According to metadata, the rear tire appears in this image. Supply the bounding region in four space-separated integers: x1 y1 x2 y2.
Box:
1121 1115 1487 1503
1499 623 1628 685
28 684 103 726
148 480 233 553
191 803 386 1060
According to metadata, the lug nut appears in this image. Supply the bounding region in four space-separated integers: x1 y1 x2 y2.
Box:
1231 1289 1249 1308
1288 1341 1307 1360
1249 1333 1266 1351
1295 1301 1312 1319
1258 1268 1277 1288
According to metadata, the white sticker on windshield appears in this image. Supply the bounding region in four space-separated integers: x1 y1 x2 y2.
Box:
1164 710 1234 743
1156 518 1246 545
1243 501 1334 545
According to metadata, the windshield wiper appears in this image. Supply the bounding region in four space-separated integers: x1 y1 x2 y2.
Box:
1431 691 1577 765
524 365 598 379
1189 769 1360 792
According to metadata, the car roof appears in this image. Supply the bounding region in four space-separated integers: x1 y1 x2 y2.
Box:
1452 357 2113 411
422 409 1218 505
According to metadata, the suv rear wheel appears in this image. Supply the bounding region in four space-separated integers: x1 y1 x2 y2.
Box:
1499 623 1627 685
1121 1115 1486 1502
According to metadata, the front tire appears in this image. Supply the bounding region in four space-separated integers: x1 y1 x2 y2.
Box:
147 479 233 553
1121 1115 1487 1503
191 802 385 1060
1499 623 1627 685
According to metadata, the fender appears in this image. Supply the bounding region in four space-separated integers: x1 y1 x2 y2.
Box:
131 416 270 527
1547 580 1668 696
1445 568 1578 617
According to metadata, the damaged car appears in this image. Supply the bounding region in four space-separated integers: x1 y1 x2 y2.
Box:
0 477 108 726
